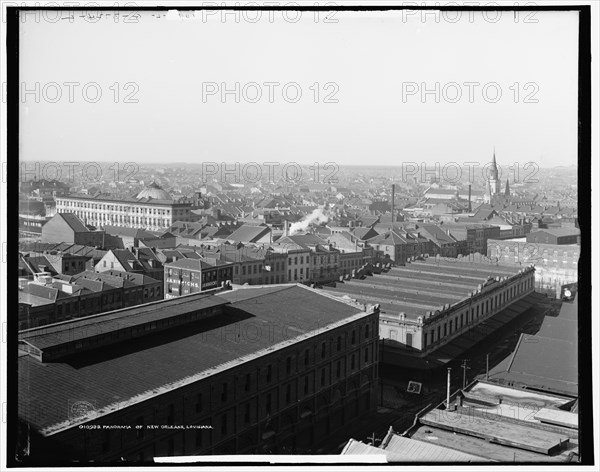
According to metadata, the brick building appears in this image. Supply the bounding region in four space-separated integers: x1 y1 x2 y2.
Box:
164 258 234 298
17 285 380 461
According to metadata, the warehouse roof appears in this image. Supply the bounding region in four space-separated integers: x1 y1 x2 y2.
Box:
18 285 371 436
322 257 530 320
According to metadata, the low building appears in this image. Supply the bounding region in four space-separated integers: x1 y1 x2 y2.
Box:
487 295 578 397
164 258 234 298
95 248 164 281
17 270 163 330
321 256 536 369
41 213 105 247
526 228 580 245
17 285 380 461
20 252 89 277
400 380 579 462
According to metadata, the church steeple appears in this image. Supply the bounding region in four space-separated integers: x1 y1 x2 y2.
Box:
491 147 499 180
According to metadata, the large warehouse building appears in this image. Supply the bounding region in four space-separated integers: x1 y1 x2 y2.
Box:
17 284 380 462
321 256 536 368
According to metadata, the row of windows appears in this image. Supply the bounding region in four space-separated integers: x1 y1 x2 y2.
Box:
57 200 188 215
422 276 533 348
132 353 374 444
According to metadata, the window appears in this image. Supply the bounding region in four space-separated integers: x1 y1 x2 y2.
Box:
304 349 309 366
244 403 250 424
196 429 203 448
364 348 369 362
365 324 370 338
245 373 251 392
351 354 356 370
321 369 326 386
221 383 228 402
167 403 175 425
267 365 272 383
221 414 227 435
351 330 356 344
304 376 309 394
337 336 342 351
336 360 341 379
321 342 326 359
102 430 110 453
286 357 292 374
266 393 272 415
286 384 291 404
195 393 203 413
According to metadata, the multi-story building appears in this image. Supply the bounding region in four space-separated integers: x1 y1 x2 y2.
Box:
367 230 434 265
277 234 340 284
201 245 288 286
17 285 380 460
441 223 501 255
271 242 311 284
55 182 192 232
164 258 234 298
487 238 579 297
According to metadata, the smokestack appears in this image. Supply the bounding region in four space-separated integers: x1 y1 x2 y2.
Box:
468 184 472 212
284 220 289 237
391 184 395 224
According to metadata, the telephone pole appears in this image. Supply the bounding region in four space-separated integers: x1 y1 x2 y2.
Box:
461 359 468 389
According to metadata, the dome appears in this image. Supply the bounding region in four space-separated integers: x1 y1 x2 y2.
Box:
136 180 172 200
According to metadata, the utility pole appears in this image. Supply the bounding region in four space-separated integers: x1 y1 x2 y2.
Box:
486 353 490 381
446 368 451 408
461 359 468 389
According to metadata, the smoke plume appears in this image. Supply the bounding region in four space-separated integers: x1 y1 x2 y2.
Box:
289 208 329 235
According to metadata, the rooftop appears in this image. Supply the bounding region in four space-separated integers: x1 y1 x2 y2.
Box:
409 381 578 462
321 257 530 320
487 296 578 396
18 285 373 436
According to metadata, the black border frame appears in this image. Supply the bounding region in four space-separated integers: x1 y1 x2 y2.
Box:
5 4 593 468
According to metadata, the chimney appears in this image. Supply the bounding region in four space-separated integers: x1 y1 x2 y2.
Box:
468 184 472 212
283 220 289 237
391 184 395 223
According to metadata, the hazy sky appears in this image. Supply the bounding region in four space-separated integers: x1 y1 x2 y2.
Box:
19 9 579 168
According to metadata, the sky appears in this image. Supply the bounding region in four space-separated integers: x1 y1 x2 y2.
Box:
19 8 579 168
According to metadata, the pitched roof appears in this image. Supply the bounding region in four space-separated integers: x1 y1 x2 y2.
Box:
55 213 90 233
226 225 271 243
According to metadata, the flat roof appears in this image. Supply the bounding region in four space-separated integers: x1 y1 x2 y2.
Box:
18 285 370 436
412 381 578 462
